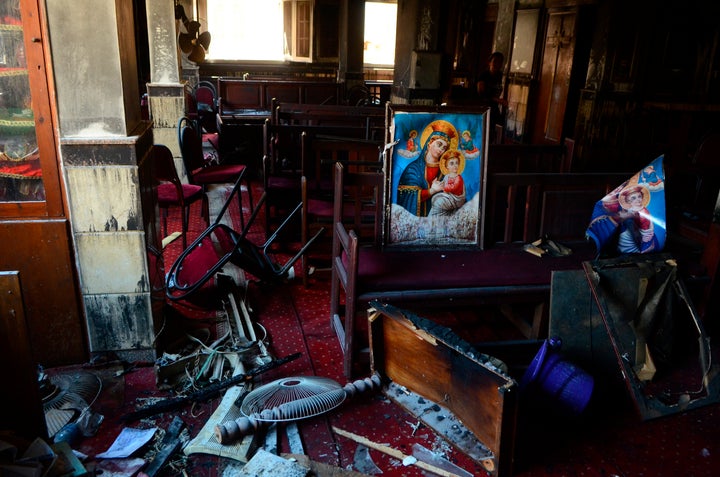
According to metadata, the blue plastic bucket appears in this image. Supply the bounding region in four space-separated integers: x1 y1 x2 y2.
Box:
521 337 594 415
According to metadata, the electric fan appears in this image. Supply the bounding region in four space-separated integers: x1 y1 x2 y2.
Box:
40 369 102 438
176 4 211 64
215 374 382 444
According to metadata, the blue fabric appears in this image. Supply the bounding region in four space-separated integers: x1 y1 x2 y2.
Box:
586 155 666 256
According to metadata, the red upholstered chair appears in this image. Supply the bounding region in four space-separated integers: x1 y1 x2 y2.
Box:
261 119 303 240
165 176 324 308
178 116 253 230
154 144 205 250
194 81 220 154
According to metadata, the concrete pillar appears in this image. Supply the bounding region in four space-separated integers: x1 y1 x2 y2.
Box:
46 0 158 363
146 0 187 154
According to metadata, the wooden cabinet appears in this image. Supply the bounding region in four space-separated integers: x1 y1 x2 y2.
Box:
0 0 63 214
0 0 85 366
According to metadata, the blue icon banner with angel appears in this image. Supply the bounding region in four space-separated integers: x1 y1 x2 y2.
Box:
586 155 666 255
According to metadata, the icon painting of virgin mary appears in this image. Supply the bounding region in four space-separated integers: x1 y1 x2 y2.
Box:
387 110 487 248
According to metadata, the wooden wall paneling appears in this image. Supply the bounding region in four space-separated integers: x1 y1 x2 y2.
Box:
0 220 87 366
0 271 48 439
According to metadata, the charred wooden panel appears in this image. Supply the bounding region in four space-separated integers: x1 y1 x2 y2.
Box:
369 301 518 477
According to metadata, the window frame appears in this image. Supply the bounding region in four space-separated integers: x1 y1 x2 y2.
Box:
284 0 313 63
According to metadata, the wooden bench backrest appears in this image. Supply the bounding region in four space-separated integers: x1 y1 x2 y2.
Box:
302 134 383 193
263 120 383 182
218 78 344 114
262 119 307 180
485 172 630 246
332 162 385 247
487 137 575 174
328 160 627 249
273 101 386 141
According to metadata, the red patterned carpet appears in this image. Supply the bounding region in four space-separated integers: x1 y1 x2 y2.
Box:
42 181 720 477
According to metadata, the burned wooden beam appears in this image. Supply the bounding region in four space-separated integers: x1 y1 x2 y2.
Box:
122 353 301 422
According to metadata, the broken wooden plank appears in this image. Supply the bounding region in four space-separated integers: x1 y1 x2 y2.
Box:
368 301 517 477
143 416 185 477
332 426 464 477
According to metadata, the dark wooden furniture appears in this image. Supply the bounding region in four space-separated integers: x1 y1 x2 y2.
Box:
302 155 383 286
273 101 386 140
261 118 383 240
217 78 344 119
369 302 517 477
178 117 253 230
484 171 629 246
0 0 86 366
0 271 48 439
487 137 575 173
331 165 630 378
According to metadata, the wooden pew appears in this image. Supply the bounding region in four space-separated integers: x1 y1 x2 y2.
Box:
484 171 629 247
330 164 631 379
261 119 382 239
217 78 344 120
300 135 384 285
487 137 575 173
273 101 386 141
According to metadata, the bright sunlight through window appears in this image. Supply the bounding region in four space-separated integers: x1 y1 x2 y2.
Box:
206 0 285 61
364 2 397 66
205 0 396 65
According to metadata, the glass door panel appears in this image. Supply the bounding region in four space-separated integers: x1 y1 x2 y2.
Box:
0 0 44 202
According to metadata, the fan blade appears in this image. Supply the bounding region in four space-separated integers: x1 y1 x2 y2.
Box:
197 31 211 51
187 20 201 36
188 45 206 64
174 5 188 22
178 33 194 53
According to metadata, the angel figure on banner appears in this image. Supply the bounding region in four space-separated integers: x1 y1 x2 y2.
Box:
396 130 421 159
586 155 666 255
459 129 480 160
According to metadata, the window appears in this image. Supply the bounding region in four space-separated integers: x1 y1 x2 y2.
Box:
283 0 313 61
364 1 397 66
204 0 397 66
205 0 284 61
205 0 312 62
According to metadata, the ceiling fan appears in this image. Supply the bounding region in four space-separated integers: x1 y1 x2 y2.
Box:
175 4 211 64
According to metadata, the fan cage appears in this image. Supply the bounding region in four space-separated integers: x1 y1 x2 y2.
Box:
240 376 347 422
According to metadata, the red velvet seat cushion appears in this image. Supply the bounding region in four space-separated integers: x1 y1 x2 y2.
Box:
354 242 596 294
167 226 237 309
266 175 300 190
307 198 334 217
308 199 374 220
191 163 246 184
157 183 203 205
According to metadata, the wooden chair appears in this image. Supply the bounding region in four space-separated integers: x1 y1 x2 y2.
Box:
299 137 383 286
194 81 220 151
153 144 205 250
261 119 305 240
178 116 253 230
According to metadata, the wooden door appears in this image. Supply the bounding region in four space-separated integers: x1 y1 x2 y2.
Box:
0 0 86 366
533 10 577 144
